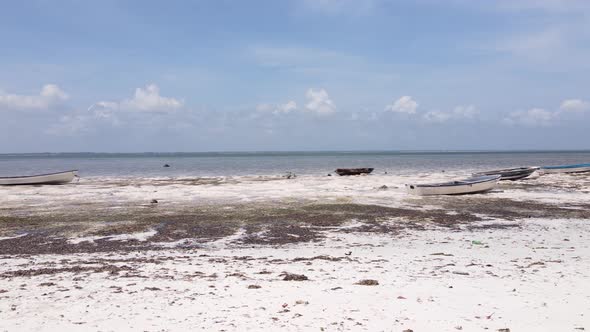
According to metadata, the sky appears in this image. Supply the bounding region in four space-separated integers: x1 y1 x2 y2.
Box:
1 0 589 152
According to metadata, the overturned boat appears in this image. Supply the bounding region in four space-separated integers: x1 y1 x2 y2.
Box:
540 163 590 174
472 166 539 181
335 168 374 176
405 174 500 196
0 170 79 185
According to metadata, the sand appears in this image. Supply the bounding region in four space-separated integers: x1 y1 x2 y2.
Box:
1 171 589 331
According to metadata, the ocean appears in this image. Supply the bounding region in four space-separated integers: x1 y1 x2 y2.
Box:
1 151 589 178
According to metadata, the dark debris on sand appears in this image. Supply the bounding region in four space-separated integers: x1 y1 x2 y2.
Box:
355 279 379 286
280 272 309 281
1 198 589 255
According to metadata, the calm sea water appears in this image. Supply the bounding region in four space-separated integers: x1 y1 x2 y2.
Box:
1 151 589 177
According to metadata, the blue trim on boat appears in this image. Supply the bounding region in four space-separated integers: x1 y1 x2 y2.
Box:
541 163 590 169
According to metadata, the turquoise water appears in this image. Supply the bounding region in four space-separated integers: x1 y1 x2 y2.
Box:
1 151 590 177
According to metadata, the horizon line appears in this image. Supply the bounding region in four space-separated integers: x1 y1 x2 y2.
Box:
2 149 590 155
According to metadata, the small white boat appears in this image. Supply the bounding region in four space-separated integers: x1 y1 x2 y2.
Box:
472 166 539 181
406 175 500 196
540 163 590 174
0 170 78 185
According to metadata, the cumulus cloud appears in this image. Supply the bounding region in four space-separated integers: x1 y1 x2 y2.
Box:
125 84 183 112
503 99 589 127
88 102 118 119
504 108 555 126
385 96 418 114
256 89 335 116
423 110 452 123
0 84 69 111
423 105 480 123
48 84 180 136
92 84 183 114
560 99 590 112
452 105 479 119
305 88 336 115
256 101 297 115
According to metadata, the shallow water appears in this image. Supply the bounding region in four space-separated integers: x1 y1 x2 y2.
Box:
1 151 589 177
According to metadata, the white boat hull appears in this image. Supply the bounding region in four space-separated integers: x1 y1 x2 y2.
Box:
406 175 500 196
0 170 78 185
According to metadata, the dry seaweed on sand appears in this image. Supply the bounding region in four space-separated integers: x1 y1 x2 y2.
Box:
280 272 309 281
355 279 379 286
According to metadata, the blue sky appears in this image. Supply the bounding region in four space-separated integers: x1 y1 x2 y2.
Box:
1 0 589 152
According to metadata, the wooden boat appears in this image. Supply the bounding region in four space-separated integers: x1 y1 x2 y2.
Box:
472 166 539 181
405 175 500 196
540 163 590 174
335 168 374 176
0 170 78 185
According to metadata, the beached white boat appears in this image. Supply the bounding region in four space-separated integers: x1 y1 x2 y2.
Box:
472 166 539 181
405 175 500 196
0 170 78 185
540 163 590 174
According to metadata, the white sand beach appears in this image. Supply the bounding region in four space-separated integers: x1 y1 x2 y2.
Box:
1 172 590 331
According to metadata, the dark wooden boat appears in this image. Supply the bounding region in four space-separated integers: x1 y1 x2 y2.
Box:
335 168 374 176
472 166 539 181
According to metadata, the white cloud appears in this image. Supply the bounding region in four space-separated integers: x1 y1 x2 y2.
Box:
305 88 336 115
0 84 69 111
277 101 297 114
256 101 297 115
89 102 118 119
452 105 479 119
385 96 418 114
423 110 452 123
560 99 590 112
40 84 69 100
504 108 555 126
92 84 183 114
503 100 588 127
124 84 183 112
423 105 480 123
47 83 180 136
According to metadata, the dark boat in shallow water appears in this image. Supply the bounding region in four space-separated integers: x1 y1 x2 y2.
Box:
335 168 374 176
472 166 539 181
